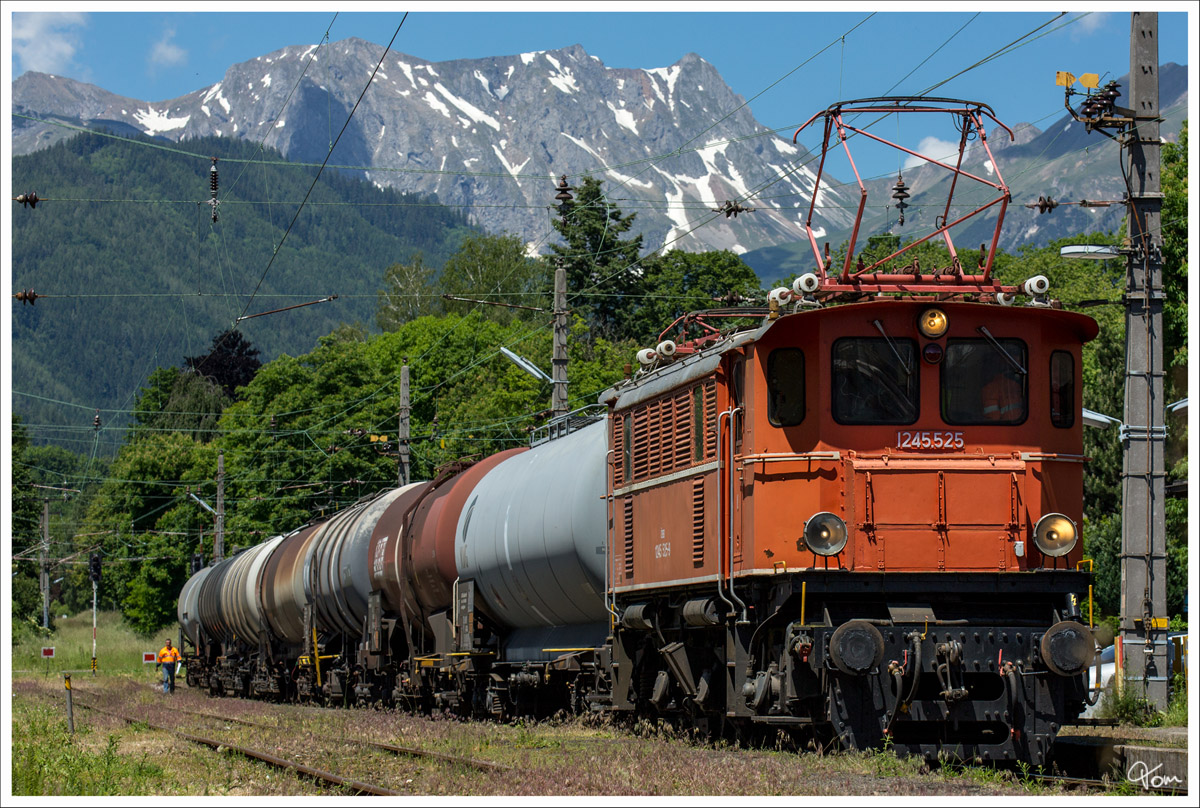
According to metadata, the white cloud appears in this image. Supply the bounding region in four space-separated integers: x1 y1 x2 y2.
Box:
1071 12 1109 40
12 12 87 76
149 27 187 70
903 136 962 170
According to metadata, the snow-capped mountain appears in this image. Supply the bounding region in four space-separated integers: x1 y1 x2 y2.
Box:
14 38 858 257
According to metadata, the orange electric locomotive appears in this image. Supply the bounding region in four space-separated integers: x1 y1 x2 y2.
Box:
601 98 1098 763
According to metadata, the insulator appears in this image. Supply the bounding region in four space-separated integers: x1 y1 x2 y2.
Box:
93 409 101 431
1032 195 1058 215
554 175 573 211
892 174 910 226
16 192 40 209
209 158 220 222
15 289 39 305
269 415 277 430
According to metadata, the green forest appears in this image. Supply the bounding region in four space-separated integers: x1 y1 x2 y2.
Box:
11 125 1188 643
11 130 476 445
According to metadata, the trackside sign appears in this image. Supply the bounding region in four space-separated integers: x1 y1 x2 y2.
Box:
41 647 55 658
143 652 157 663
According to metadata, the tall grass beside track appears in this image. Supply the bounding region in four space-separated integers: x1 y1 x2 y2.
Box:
12 610 167 676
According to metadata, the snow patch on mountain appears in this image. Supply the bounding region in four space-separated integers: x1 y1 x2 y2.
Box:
434 83 500 131
608 101 638 135
133 106 190 134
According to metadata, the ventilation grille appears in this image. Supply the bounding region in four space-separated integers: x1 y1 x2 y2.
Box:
704 381 718 459
692 477 705 565
628 388 702 483
623 497 634 578
613 417 625 488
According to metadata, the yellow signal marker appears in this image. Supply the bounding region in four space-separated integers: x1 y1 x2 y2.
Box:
1078 73 1100 89
1055 71 1076 87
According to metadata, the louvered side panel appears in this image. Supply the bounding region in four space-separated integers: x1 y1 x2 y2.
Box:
612 416 624 488
632 407 650 480
704 382 718 459
692 477 705 564
674 392 692 471
623 496 634 579
647 398 665 478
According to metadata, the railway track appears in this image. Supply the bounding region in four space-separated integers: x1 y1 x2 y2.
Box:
168 704 512 772
73 699 400 795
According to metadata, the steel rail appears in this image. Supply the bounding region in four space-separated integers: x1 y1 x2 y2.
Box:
170 704 512 772
73 700 400 796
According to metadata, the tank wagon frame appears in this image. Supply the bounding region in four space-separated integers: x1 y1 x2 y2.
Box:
178 98 1101 765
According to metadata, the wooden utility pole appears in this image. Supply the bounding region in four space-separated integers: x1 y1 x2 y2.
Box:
553 176 574 418
215 450 225 562
1121 11 1168 709
399 360 411 487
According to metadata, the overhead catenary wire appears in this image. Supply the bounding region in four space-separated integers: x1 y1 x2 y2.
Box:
14 12 1166 506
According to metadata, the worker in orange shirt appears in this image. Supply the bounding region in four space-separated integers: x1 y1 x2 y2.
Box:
157 638 181 694
982 367 1024 421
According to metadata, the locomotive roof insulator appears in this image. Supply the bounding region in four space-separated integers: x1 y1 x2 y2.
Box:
792 273 820 296
636 347 658 367
1023 275 1050 297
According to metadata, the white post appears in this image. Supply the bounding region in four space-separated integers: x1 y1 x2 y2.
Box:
92 579 98 675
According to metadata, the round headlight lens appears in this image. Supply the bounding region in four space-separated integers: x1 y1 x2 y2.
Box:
1033 513 1078 557
803 512 849 556
918 307 949 338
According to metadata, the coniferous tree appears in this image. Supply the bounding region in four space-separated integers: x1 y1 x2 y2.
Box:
546 176 644 340
185 329 262 399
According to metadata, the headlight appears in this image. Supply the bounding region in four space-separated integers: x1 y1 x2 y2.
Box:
803 512 848 556
918 307 949 338
1033 513 1078 557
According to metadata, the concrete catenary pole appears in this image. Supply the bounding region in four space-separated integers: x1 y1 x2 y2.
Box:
1121 11 1168 710
399 359 411 487
553 176 574 419
215 450 225 562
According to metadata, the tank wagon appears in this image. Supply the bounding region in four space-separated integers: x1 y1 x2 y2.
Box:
178 98 1100 765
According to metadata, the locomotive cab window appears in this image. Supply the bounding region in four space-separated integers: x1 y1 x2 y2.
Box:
1050 350 1075 428
767 348 805 426
831 338 918 425
941 338 1028 425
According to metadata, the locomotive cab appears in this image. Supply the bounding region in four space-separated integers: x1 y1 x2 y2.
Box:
743 299 1099 576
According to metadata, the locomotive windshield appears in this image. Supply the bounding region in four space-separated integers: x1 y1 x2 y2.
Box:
831 338 918 424
941 338 1029 424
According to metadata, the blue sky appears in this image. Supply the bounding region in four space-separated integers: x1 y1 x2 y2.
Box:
6 4 1195 180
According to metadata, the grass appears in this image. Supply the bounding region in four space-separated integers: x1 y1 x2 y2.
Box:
1096 673 1188 728
11 610 161 676
10 698 166 795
